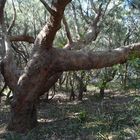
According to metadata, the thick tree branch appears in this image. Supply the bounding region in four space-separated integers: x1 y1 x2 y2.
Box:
53 43 140 71
34 0 72 49
21 73 62 102
38 72 62 97
11 0 72 107
9 35 35 43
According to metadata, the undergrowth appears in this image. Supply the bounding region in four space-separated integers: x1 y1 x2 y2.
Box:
0 90 140 140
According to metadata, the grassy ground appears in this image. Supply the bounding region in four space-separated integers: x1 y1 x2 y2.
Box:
0 90 140 140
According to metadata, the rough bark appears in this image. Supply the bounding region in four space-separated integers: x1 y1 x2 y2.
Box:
9 35 35 43
6 0 72 133
5 31 140 133
34 0 72 49
7 102 37 133
0 0 140 133
52 43 140 71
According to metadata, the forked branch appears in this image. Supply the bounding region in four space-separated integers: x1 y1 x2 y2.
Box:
40 0 56 16
35 0 72 49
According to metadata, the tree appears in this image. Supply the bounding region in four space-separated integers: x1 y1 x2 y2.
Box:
0 0 140 133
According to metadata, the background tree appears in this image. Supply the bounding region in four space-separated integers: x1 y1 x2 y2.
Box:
0 0 140 133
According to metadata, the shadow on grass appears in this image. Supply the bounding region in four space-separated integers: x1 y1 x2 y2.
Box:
0 91 140 139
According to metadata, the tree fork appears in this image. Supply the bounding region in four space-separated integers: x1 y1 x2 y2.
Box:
6 0 72 133
1 0 140 134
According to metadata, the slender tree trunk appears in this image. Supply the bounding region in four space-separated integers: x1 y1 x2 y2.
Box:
69 88 75 101
78 81 84 100
78 89 83 100
100 81 107 98
69 72 76 100
123 63 128 89
100 87 105 98
7 101 37 133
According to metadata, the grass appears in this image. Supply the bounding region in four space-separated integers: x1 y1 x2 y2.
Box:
0 90 140 140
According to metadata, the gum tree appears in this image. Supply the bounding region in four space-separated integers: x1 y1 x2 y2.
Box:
0 0 140 133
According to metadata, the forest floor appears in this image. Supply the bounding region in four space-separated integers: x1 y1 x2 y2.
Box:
0 89 140 140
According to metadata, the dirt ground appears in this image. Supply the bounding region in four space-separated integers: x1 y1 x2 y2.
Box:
0 90 140 140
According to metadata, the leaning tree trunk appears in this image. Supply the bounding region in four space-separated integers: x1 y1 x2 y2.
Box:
1 0 71 133
7 102 37 133
6 70 62 133
0 0 140 134
4 30 140 133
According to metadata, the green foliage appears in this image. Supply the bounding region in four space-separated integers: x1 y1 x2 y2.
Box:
117 128 137 140
77 110 88 123
6 132 21 140
2 0 140 139
0 91 140 139
129 57 140 68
